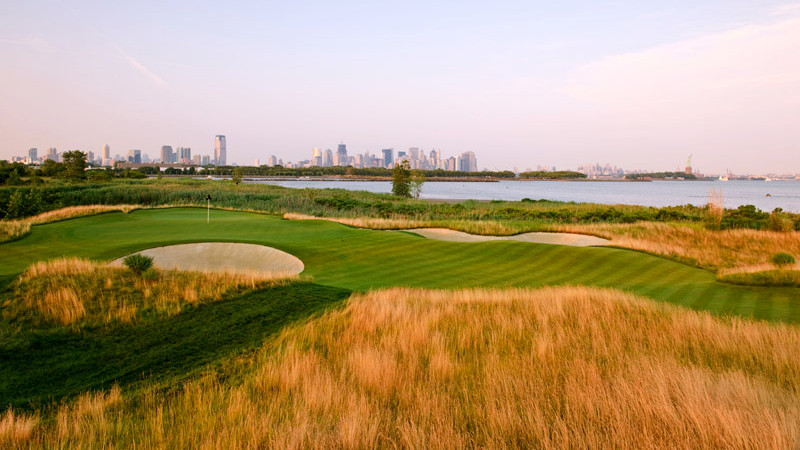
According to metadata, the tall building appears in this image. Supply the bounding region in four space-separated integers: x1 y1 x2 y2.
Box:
214 135 226 166
268 155 277 166
127 149 142 164
460 151 477 172
381 148 393 168
447 156 456 171
324 149 333 167
47 147 58 162
28 148 37 162
102 144 110 165
336 144 347 166
161 146 173 164
311 148 322 166
179 147 192 164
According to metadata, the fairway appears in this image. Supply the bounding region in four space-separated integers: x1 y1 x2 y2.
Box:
1 207 799 323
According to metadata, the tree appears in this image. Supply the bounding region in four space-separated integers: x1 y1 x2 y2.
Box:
62 150 87 182
232 167 243 185
409 170 425 199
39 158 64 177
392 159 411 198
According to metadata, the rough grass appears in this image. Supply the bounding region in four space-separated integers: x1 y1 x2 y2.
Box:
719 268 800 288
0 410 38 448
560 222 800 269
11 286 800 448
284 212 522 235
0 205 141 243
4 257 297 329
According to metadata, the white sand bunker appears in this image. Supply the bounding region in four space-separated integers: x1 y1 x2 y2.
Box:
110 242 304 275
403 228 610 247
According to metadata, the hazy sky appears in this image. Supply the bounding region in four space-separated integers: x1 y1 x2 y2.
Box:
1 1 799 174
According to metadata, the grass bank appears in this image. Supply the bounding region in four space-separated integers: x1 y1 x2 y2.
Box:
4 286 799 448
1 208 799 322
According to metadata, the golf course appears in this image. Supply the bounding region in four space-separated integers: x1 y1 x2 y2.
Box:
1 207 797 322
2 202 800 447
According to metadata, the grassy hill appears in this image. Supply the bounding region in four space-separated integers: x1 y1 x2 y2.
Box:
2 206 799 447
4 286 800 447
1 207 798 323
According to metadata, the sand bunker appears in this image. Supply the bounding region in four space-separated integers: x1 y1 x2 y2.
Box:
403 228 610 247
110 242 304 275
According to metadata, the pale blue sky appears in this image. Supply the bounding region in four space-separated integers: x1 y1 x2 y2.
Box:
1 1 798 173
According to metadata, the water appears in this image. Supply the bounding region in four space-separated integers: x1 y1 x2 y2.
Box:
246 179 800 212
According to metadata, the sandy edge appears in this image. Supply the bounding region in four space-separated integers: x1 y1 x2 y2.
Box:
402 228 611 247
109 242 304 275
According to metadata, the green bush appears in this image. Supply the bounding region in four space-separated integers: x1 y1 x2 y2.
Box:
771 252 796 267
124 254 154 275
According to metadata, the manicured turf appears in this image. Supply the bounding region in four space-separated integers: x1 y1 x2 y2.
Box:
1 208 798 323
0 283 351 410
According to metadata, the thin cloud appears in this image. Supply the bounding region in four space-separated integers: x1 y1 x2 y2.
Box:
123 54 168 87
108 41 168 88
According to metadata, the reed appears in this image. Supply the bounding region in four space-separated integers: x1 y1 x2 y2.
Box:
4 258 297 328
557 221 800 269
18 286 800 448
0 410 38 448
284 213 526 235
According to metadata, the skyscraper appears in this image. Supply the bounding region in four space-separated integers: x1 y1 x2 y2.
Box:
324 149 333 167
179 147 192 164
311 148 322 167
460 151 477 172
102 144 110 165
381 148 393 168
336 144 347 166
214 135 226 166
161 146 173 164
47 147 58 162
127 149 142 164
28 148 37 162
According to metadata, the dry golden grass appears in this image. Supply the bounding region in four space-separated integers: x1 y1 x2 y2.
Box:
558 222 800 269
4 257 296 327
0 410 38 448
26 205 141 225
285 212 525 235
0 205 142 242
17 286 800 448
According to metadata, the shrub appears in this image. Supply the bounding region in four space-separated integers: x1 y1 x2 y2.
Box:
771 252 795 267
124 254 154 275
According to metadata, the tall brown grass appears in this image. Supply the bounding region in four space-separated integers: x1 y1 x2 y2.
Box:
15 286 800 448
707 188 725 229
560 222 800 269
0 205 141 243
4 257 296 328
285 212 536 235
0 410 38 448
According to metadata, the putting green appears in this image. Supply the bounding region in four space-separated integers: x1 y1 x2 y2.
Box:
1 207 798 323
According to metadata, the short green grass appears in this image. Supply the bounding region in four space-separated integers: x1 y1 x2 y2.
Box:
1 207 798 323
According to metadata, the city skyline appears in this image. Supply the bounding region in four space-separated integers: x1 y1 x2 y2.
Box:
1 1 799 173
